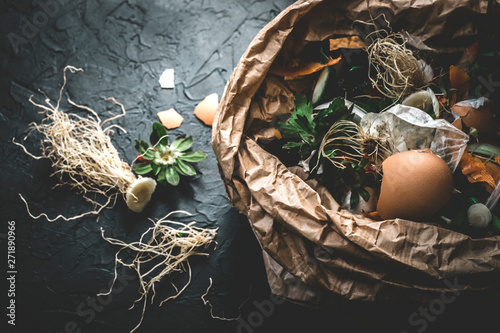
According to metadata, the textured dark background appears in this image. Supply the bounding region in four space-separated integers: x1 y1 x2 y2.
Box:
1 1 499 333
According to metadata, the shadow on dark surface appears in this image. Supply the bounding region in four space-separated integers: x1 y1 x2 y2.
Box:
1 1 499 333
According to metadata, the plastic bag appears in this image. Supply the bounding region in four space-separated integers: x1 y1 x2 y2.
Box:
360 104 469 171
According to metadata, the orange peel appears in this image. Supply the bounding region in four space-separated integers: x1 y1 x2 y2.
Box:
459 151 497 191
268 56 342 79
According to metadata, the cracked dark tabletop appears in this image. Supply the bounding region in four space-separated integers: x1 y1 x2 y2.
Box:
1 1 499 333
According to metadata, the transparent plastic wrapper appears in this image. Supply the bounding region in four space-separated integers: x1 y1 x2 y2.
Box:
212 0 500 305
360 104 470 171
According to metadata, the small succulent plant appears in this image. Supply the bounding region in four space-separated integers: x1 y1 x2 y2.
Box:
133 122 207 186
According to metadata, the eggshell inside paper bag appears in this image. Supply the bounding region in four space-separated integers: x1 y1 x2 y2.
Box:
377 149 454 221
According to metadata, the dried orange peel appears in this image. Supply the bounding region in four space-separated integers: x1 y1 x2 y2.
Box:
269 55 342 79
459 151 497 191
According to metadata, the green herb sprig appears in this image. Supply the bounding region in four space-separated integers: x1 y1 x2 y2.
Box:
275 94 354 175
275 94 379 209
322 155 378 209
133 122 207 186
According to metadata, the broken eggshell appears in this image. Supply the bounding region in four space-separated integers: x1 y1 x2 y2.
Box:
377 148 454 221
401 88 439 117
157 108 184 129
451 97 498 134
194 93 219 126
159 68 175 89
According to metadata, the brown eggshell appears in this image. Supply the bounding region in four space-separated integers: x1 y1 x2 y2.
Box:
157 108 184 129
377 149 454 221
451 98 498 133
194 93 219 126
451 118 463 131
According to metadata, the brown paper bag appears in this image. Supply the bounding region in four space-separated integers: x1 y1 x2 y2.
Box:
212 0 500 305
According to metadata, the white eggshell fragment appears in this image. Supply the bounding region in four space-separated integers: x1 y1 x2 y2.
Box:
159 68 175 89
402 88 439 117
418 59 434 84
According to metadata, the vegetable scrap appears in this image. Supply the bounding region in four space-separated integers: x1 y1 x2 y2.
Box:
269 19 500 237
275 95 379 210
14 66 157 220
13 66 215 332
157 108 184 129
133 122 207 186
269 55 342 79
367 31 430 100
468 203 492 228
459 151 497 191
194 93 219 126
99 210 217 333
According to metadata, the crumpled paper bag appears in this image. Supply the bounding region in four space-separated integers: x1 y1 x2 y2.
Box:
212 0 500 304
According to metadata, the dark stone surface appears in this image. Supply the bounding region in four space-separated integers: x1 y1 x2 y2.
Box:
0 1 294 332
1 1 499 333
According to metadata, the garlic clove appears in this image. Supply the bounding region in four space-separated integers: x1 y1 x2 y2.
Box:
126 177 157 213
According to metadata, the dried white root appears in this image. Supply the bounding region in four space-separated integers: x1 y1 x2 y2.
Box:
201 277 251 321
99 210 217 333
367 31 427 100
13 65 156 220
